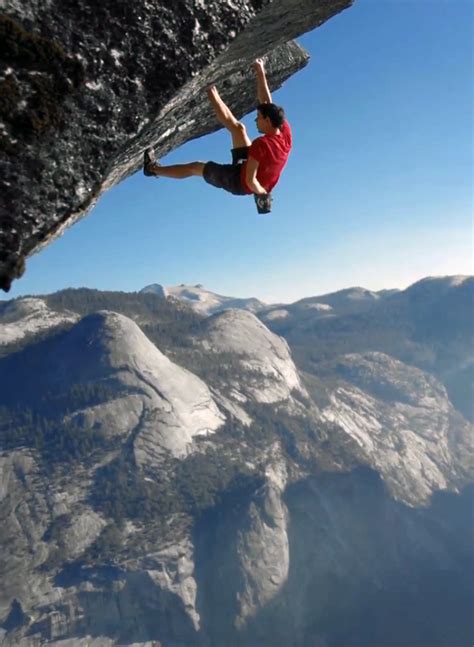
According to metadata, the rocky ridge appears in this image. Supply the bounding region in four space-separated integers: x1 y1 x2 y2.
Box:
0 297 78 347
141 284 267 317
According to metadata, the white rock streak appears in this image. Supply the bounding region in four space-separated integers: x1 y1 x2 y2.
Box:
265 308 290 320
304 302 332 311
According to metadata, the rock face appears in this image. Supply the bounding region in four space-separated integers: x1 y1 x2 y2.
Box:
198 308 306 404
252 472 474 647
321 351 473 505
194 461 290 645
234 460 289 627
1 310 226 461
0 0 352 291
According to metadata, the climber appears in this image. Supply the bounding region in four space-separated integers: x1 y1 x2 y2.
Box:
143 58 292 214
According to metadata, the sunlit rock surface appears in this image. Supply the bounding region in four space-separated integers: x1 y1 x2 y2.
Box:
198 308 306 404
142 283 266 316
1 310 225 461
0 298 79 346
320 352 473 505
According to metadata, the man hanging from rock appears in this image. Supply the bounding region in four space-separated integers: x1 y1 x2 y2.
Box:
143 58 292 214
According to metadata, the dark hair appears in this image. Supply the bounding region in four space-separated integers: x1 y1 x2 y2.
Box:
257 103 285 128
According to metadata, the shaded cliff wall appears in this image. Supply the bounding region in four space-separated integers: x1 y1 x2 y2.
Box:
195 470 474 647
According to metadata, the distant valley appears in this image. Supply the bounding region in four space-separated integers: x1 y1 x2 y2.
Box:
0 276 472 646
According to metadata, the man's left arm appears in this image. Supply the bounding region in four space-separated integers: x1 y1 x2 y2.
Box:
246 157 273 214
245 157 267 195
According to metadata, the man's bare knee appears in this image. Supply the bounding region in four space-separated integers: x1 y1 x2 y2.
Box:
230 121 249 139
191 162 205 176
230 122 251 148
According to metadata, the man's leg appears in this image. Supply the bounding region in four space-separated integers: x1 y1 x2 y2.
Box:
207 85 252 149
147 161 205 179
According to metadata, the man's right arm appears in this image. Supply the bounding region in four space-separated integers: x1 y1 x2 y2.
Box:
252 58 272 104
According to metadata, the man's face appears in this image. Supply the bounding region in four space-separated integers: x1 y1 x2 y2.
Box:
255 111 266 133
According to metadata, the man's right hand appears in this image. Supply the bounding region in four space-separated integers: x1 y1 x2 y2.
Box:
252 58 271 103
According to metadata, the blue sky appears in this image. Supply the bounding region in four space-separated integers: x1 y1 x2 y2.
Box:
6 0 473 304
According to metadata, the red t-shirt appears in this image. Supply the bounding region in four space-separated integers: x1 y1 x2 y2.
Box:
241 120 292 194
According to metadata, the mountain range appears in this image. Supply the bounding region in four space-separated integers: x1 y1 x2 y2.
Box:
0 275 472 646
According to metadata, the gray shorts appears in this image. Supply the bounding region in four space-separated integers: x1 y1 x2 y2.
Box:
203 146 249 195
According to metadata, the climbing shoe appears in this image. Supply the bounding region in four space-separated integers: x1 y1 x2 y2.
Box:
143 148 157 176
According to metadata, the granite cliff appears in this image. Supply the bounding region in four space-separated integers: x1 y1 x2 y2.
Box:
0 0 352 291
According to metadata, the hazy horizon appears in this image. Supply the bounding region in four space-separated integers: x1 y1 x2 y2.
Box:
4 273 472 308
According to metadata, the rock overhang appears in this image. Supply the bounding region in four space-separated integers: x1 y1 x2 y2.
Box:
0 0 353 292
